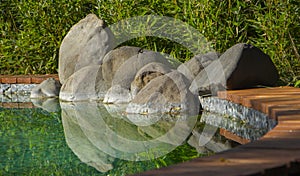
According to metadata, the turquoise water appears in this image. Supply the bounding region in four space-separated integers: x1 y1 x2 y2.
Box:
0 100 242 175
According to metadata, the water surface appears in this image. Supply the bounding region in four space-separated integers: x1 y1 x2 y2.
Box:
1 99 264 175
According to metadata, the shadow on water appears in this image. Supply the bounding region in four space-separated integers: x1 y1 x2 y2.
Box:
0 97 273 175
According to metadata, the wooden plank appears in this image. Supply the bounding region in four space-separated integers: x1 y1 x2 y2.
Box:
277 114 300 124
137 148 300 176
218 87 300 106
244 95 300 109
219 128 250 144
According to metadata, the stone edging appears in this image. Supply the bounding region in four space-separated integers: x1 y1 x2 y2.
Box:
0 75 58 108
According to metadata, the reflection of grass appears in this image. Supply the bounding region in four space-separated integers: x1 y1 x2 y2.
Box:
0 108 205 175
1 0 299 86
0 108 101 175
109 142 201 175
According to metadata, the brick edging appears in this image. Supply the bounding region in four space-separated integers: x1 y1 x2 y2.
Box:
0 74 59 84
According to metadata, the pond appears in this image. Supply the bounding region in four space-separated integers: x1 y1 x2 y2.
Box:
0 96 270 175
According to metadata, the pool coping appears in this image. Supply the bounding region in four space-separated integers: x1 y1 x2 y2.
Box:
1 75 300 175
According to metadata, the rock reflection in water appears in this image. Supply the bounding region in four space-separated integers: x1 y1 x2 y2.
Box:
60 101 198 172
28 99 268 174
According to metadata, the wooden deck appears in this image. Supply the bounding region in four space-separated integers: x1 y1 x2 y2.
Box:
137 86 300 176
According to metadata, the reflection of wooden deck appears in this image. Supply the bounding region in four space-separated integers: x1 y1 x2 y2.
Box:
138 87 300 176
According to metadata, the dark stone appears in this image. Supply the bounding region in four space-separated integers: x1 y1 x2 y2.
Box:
190 43 279 95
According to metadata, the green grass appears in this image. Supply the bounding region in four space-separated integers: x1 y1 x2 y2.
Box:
0 0 299 86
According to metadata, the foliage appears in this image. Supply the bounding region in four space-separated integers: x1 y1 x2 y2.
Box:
0 0 96 74
0 0 299 86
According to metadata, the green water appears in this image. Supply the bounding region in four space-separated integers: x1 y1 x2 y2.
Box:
0 102 234 176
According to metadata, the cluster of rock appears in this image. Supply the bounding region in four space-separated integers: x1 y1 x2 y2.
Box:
31 14 279 115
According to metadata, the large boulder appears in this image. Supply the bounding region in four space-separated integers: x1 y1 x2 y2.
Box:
126 70 200 115
190 43 279 95
59 14 115 84
177 52 219 81
103 50 171 104
30 78 61 98
131 62 173 98
59 65 109 101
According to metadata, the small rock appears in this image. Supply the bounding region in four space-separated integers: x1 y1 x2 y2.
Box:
30 78 61 98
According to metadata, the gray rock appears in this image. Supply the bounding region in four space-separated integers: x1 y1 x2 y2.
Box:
103 84 132 104
102 46 142 85
177 52 219 81
126 70 200 115
190 43 279 95
131 62 173 98
59 14 115 84
103 50 171 104
30 78 61 98
59 65 109 101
